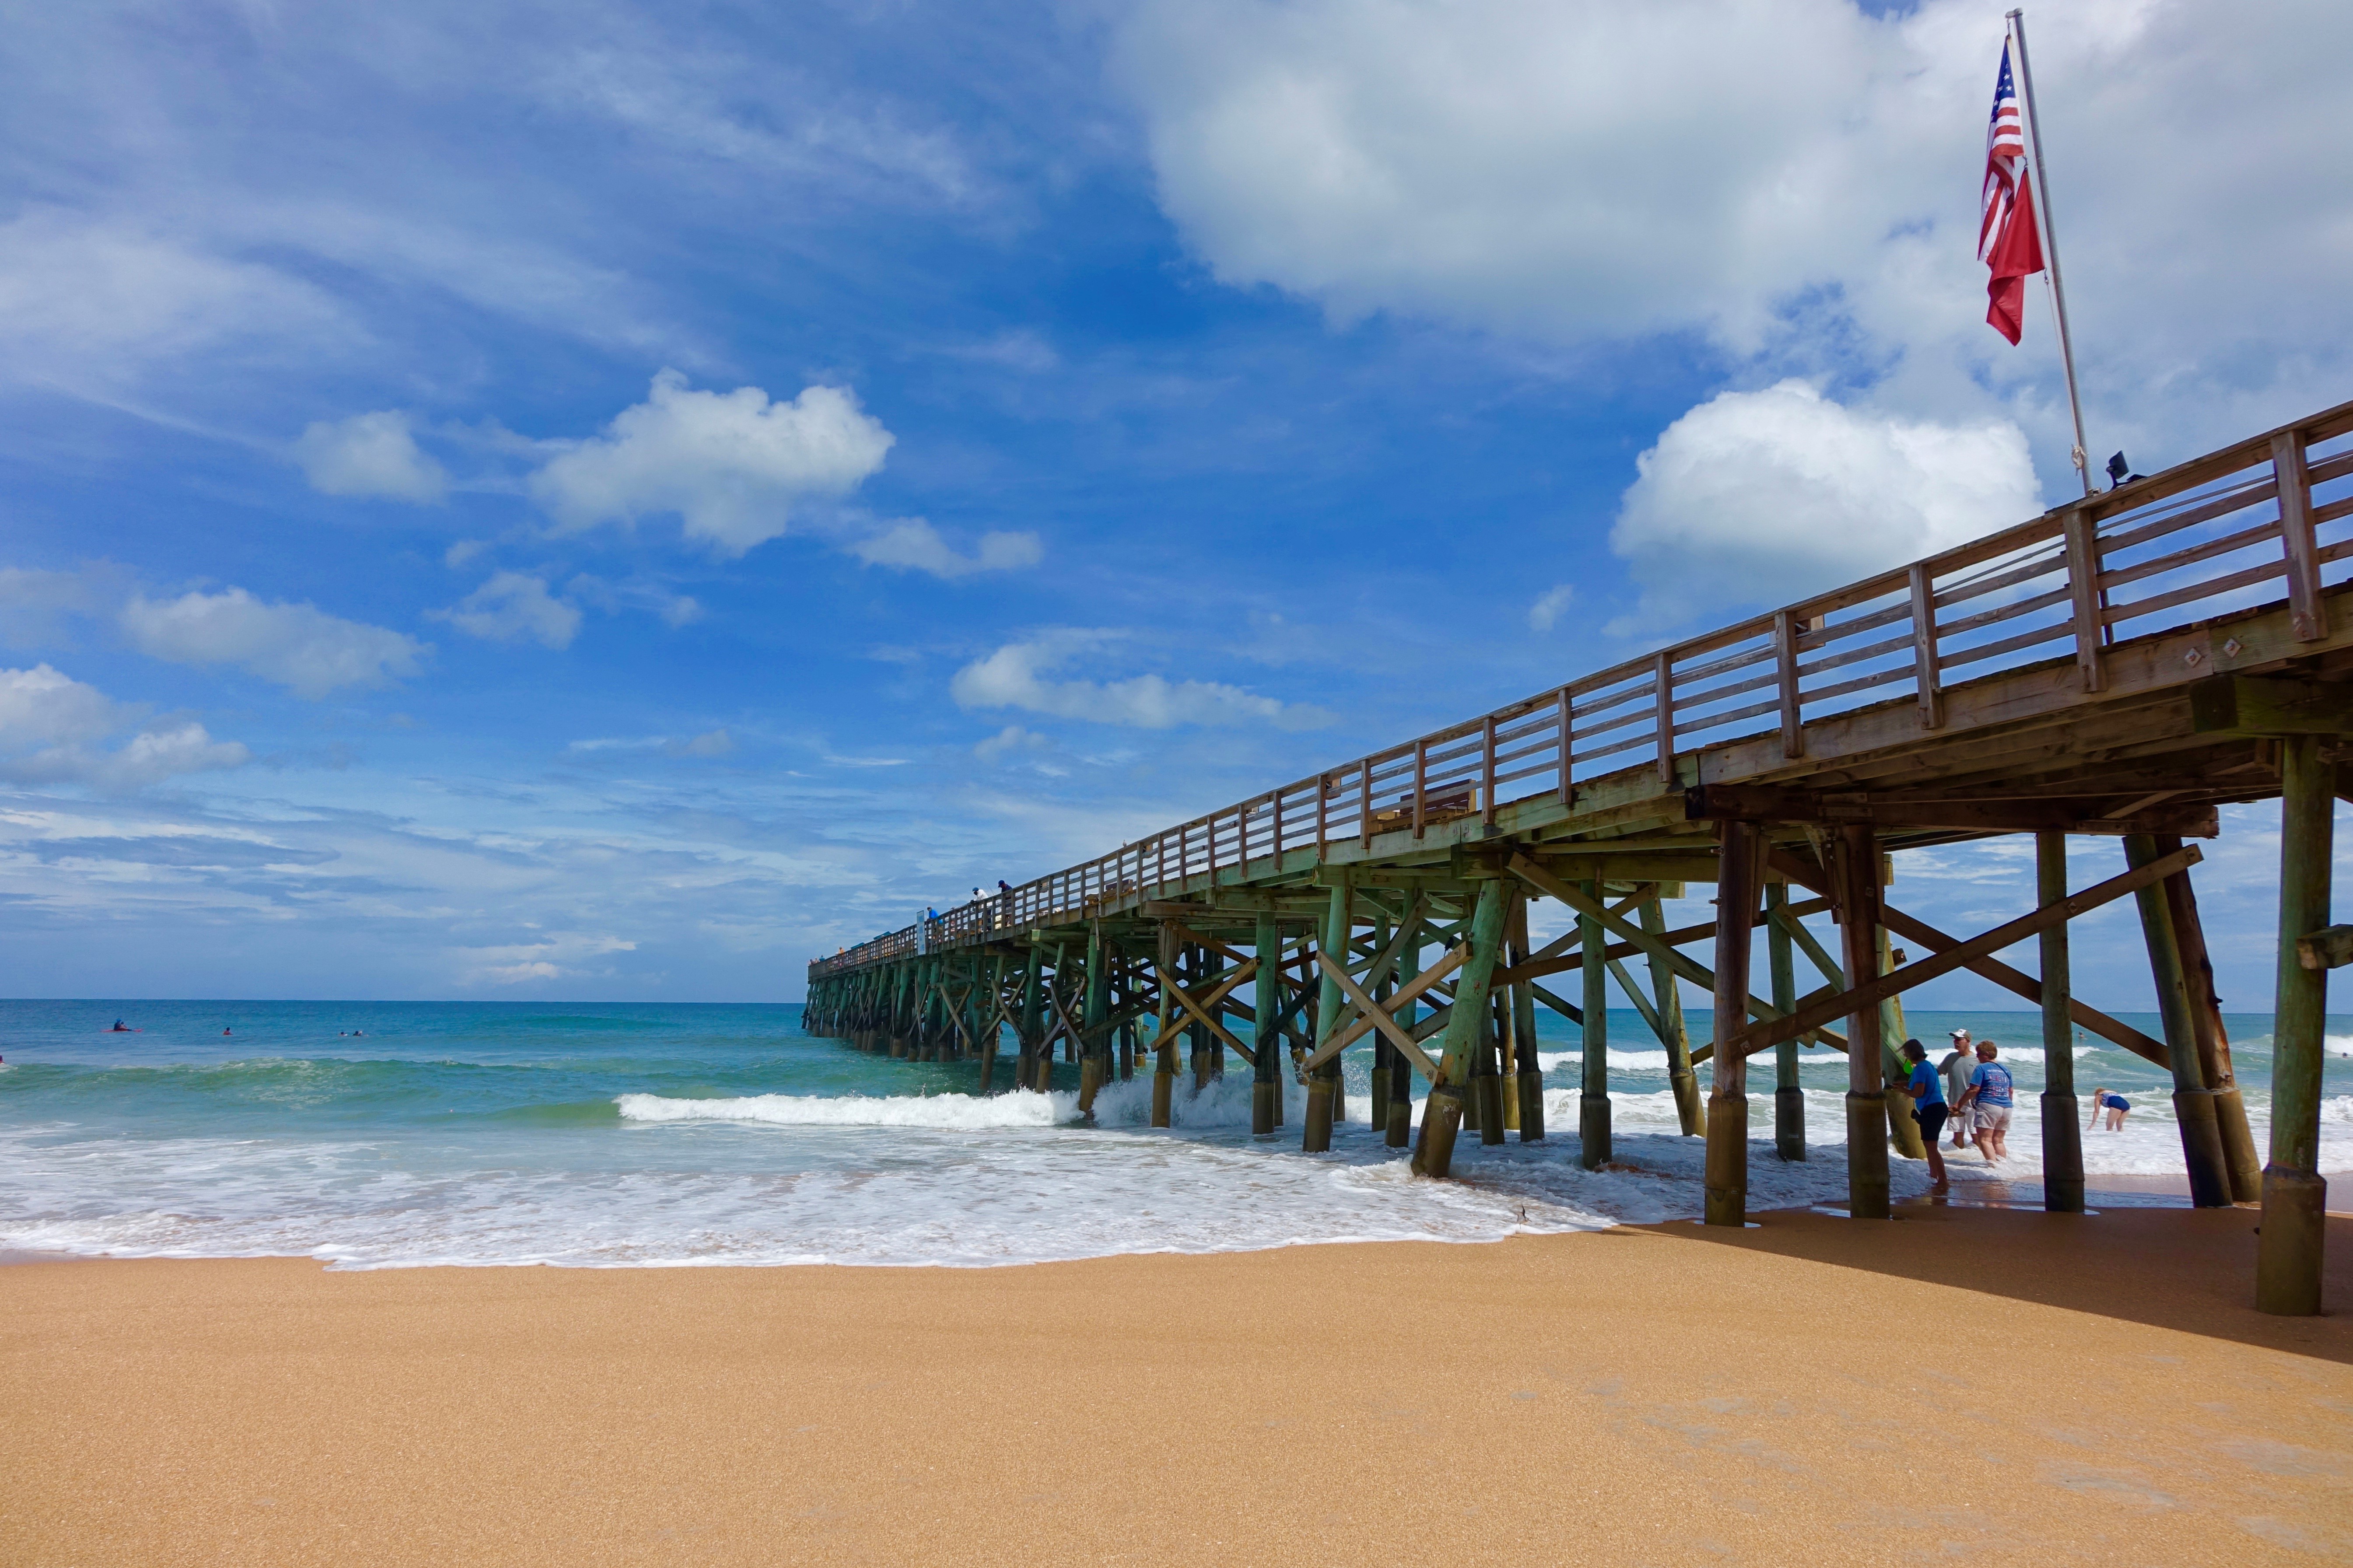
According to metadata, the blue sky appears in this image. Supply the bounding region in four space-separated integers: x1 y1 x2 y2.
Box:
2 0 2347 1005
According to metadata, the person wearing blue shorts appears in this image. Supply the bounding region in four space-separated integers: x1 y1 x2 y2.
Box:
1895 1040 1951 1193
2090 1087 2131 1132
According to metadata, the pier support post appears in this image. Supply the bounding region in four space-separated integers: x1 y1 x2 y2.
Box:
1645 900 1704 1136
1767 880 1805 1161
975 954 1000 1092
1368 912 1393 1136
1017 946 1042 1094
1151 922 1176 1127
2125 833 2233 1208
1705 820 1757 1225
2258 735 2333 1315
1253 911 1282 1135
2037 832 2084 1212
1388 922 1418 1149
1078 924 1108 1116
1413 878 1507 1180
1511 892 1546 1142
1475 994 1507 1146
2157 839 2264 1202
1578 878 1611 1168
1304 880 1349 1151
1879 933 1928 1163
1836 824 1890 1220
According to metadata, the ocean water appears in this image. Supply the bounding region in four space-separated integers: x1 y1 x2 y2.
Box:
3 998 2349 1270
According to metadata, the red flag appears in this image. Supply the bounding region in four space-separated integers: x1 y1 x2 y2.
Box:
1979 42 2044 345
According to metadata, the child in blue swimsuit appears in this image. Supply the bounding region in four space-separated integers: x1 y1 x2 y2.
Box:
2091 1088 2130 1132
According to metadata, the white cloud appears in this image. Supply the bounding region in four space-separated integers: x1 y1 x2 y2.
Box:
566 728 736 758
0 664 249 789
454 932 638 987
444 539 489 570
1114 0 2353 458
120 588 427 699
529 370 894 556
975 725 1049 763
429 572 582 650
1527 585 1573 633
1608 381 2040 630
950 631 1333 730
565 574 704 627
294 411 448 502
849 520 1043 578
0 209 350 394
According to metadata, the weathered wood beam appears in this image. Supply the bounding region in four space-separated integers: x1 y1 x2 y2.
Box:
1505 853 1848 1054
1312 949 1440 1080
2295 924 2353 970
1686 783 2220 838
1730 844 2202 1057
1304 944 1465 1068
1763 847 2169 1069
2188 673 2353 736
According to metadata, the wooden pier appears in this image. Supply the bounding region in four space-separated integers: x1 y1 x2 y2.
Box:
808 399 2353 1314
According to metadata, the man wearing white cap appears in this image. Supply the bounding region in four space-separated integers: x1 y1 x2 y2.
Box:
1938 1030 1975 1150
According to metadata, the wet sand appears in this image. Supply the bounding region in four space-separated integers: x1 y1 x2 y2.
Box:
5 1204 2349 1566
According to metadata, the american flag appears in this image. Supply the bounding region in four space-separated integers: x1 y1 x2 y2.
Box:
1980 40 2044 344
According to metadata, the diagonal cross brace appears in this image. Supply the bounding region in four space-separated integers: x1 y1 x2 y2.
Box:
1763 846 2170 1069
1732 844 2202 1058
1303 944 1466 1069
1309 949 1441 1079
1505 854 1847 1053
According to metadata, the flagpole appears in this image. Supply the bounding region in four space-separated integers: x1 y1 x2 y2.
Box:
2006 9 2092 496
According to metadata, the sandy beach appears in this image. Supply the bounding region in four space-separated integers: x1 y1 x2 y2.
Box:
6 1203 2349 1567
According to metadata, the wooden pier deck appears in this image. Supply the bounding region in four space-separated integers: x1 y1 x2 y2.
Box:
807 398 2353 1314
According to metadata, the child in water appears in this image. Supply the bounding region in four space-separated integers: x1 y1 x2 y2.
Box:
2090 1087 2130 1131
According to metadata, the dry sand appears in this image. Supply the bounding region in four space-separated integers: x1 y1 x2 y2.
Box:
5 1204 2349 1567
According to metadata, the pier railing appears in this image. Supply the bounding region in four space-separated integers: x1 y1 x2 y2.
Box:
813 399 2353 980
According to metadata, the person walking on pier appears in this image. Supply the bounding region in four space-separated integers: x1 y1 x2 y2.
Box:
1939 1030 1975 1151
1954 1041 2015 1164
2090 1087 2131 1132
1896 1040 1951 1194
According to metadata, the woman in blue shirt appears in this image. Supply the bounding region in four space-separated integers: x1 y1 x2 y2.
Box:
1895 1040 1951 1194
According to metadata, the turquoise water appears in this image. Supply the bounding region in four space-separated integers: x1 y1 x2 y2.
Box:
3 998 2347 1268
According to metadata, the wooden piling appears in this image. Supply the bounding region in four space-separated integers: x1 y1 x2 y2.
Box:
1766 880 1805 1161
2258 735 2333 1316
1836 824 1890 1220
1368 913 1392 1136
2156 839 2264 1202
1388 921 1417 1149
1413 878 1506 1179
1475 994 1507 1146
1510 891 1545 1142
2124 833 2234 1208
1078 925 1108 1116
1643 900 1704 1137
1578 878 1611 1168
1879 933 1927 1163
2037 832 2085 1213
1704 820 1757 1226
975 953 1000 1092
1303 882 1348 1152
1253 911 1282 1136
1151 921 1176 1127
